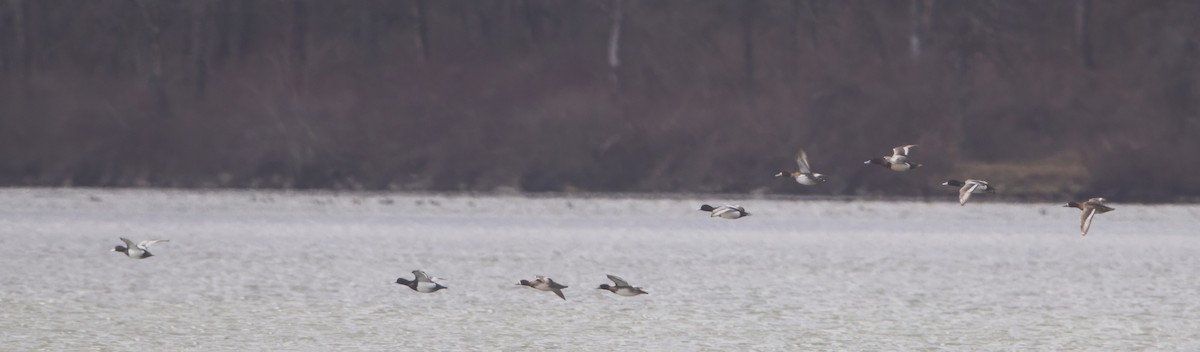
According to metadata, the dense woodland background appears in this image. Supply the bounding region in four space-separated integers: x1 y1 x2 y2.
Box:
1 0 1199 201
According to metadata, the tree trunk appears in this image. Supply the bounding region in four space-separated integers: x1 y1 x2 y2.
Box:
1075 0 1095 69
136 0 170 119
521 0 541 50
291 0 308 65
9 0 32 86
414 0 431 61
236 0 255 61
191 1 208 98
789 0 800 80
214 0 232 62
908 0 921 59
290 0 308 90
741 0 756 88
606 0 622 93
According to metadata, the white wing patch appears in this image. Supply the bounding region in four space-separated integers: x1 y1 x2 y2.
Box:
959 183 978 205
1080 208 1097 236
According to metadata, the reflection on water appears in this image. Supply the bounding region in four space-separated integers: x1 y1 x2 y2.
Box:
0 189 1198 350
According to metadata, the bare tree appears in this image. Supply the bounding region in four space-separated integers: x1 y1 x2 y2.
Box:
607 0 623 95
1075 0 1095 69
909 0 921 59
741 0 757 87
136 0 170 119
8 0 32 87
191 1 209 98
414 0 431 61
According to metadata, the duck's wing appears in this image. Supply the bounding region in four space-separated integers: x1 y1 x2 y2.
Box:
1085 198 1115 213
606 274 630 287
795 149 813 174
892 144 917 157
119 237 137 249
412 270 436 283
959 183 979 205
136 239 168 249
552 288 566 300
1080 208 1098 236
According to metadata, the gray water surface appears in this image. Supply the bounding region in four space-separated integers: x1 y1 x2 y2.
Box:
1 189 1198 351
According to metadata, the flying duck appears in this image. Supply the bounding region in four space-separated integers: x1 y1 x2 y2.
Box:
865 144 922 171
699 204 751 219
1064 198 1115 236
395 270 448 293
942 179 996 205
518 276 568 300
597 274 648 297
775 149 828 185
111 237 169 259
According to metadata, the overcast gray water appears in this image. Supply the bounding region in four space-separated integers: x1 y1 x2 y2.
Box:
1 189 1198 351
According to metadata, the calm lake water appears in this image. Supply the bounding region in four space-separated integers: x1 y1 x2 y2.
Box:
1 189 1198 351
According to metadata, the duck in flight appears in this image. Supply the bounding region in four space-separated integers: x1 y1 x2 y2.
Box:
775 149 828 185
518 275 568 300
942 179 996 205
111 237 169 259
1064 198 1115 236
597 274 648 297
699 204 751 219
865 144 922 171
395 270 448 293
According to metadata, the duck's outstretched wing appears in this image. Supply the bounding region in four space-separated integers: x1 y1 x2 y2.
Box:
412 270 438 283
552 288 566 300
795 149 813 174
959 183 979 205
892 144 917 157
1080 208 1098 236
137 239 169 249
606 274 630 287
119 237 137 249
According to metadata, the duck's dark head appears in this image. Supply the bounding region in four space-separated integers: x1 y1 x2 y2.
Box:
635 288 649 295
518 280 533 287
865 158 888 167
985 186 997 193
740 210 752 217
942 180 964 187
112 245 128 253
774 171 791 178
597 284 612 290
395 277 413 285
699 204 715 212
1064 202 1081 209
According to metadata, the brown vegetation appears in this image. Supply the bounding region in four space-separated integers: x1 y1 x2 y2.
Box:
1 0 1198 201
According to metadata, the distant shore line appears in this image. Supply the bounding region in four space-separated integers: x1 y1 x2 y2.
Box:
3 186 1198 204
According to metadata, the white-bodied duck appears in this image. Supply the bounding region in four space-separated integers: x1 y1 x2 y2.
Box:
395 270 448 293
518 275 568 300
597 274 648 297
775 149 828 185
111 237 169 259
865 144 922 171
699 204 751 219
1064 198 1115 236
942 179 996 205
